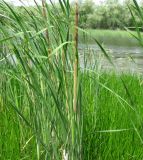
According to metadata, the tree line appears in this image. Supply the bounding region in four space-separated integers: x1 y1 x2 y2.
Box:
1 0 142 30
79 0 142 30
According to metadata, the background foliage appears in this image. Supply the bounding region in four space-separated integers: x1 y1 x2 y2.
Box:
79 0 142 29
1 0 143 30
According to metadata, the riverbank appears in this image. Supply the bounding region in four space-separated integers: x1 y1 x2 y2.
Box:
79 29 140 46
79 29 143 74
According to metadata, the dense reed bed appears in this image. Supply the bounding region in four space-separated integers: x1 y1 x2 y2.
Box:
1 0 143 159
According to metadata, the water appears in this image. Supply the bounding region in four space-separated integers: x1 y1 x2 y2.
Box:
79 44 143 74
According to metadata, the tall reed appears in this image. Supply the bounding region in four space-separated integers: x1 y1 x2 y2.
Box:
42 0 50 53
73 0 79 113
0 0 82 159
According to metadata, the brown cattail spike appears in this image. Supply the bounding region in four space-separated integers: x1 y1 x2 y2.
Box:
73 0 79 113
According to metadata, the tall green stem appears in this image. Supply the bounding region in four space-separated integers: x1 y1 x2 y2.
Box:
42 0 50 49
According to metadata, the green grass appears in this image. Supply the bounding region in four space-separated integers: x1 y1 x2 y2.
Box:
79 29 142 46
82 73 143 159
1 72 143 159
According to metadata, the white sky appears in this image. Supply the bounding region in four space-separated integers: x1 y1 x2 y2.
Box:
4 0 142 6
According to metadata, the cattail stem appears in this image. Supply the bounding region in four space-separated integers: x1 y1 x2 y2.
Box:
62 50 69 112
42 0 50 48
73 0 79 113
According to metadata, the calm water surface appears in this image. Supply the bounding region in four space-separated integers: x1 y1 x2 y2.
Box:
79 44 143 74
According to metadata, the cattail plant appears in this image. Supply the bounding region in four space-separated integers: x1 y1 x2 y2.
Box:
73 0 79 113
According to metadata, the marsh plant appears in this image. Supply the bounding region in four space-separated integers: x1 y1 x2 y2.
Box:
0 0 83 159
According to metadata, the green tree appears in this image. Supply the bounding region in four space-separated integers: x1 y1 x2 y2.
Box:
79 0 94 28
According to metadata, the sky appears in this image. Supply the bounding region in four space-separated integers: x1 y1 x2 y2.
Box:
4 0 142 6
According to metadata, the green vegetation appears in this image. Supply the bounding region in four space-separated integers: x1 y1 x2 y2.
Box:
79 0 143 29
1 0 143 159
82 73 143 159
1 0 143 30
1 72 143 159
79 29 141 46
